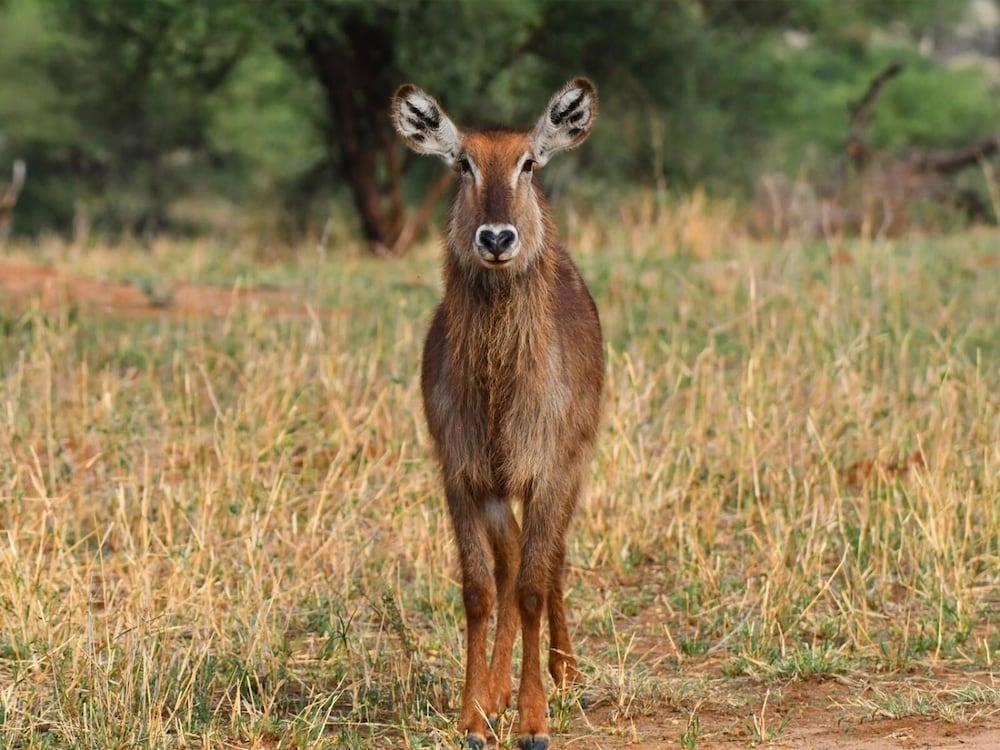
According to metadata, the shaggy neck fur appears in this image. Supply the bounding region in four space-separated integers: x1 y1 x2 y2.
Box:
442 203 559 400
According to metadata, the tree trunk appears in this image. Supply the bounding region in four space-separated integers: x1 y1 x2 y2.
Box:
846 62 904 169
0 160 26 240
910 135 1000 174
300 12 448 256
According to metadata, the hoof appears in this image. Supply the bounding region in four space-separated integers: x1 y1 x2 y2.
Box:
516 736 549 750
487 714 499 732
465 733 486 750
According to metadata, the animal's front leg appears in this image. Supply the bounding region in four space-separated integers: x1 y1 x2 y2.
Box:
514 483 564 750
446 482 495 749
485 500 521 724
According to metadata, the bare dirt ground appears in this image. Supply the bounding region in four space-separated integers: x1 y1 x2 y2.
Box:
778 722 1000 750
598 683 1000 749
555 599 1000 748
621 724 1000 749
0 260 325 318
553 666 1000 749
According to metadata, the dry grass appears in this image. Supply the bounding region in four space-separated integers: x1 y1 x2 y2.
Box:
845 683 1000 724
1 205 999 748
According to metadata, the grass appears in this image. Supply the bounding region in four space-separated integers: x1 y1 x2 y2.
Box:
1 202 1000 748
846 683 1000 724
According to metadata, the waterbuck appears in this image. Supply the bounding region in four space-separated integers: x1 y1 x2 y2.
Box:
392 78 603 750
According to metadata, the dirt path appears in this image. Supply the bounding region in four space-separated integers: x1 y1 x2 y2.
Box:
0 261 327 319
570 703 1000 749
611 725 1000 749
550 665 1000 748
776 721 1000 749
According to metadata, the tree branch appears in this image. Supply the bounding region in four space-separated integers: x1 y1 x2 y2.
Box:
850 62 904 132
388 169 454 256
0 160 26 209
911 135 1000 174
846 62 904 167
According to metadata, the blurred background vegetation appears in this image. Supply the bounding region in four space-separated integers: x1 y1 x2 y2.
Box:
0 0 998 250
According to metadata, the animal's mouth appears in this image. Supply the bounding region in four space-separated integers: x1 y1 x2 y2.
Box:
476 247 519 268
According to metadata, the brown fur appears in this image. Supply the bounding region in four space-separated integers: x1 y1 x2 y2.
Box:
394 81 603 748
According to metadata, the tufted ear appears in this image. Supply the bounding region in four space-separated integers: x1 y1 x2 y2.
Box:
391 84 462 164
530 77 598 166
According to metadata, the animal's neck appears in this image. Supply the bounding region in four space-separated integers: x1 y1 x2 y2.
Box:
442 241 558 388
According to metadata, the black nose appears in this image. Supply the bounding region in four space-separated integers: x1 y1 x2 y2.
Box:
496 230 516 250
478 228 517 256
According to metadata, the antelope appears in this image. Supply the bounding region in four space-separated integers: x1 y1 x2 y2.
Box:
391 79 603 750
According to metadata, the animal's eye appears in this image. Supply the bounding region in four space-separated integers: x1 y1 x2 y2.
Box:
521 158 535 174
458 157 472 174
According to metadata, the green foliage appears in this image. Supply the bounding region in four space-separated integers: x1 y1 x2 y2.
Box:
0 0 77 229
206 46 327 201
0 0 996 237
873 63 1000 150
773 45 1000 174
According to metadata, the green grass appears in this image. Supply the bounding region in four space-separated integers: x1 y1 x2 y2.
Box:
1 217 1000 748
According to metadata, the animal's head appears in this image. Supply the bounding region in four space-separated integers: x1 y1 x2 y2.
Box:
392 78 597 271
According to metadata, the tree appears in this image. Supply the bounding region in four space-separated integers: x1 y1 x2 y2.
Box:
2 0 996 241
0 160 26 239
273 0 540 254
47 0 254 234
1 0 278 235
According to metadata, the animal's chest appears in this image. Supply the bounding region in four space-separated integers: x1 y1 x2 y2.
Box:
428 342 570 495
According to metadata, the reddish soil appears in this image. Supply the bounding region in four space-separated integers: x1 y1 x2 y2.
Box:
563 675 1000 748
622 723 1000 749
0 261 328 319
778 721 1000 750
555 597 1000 748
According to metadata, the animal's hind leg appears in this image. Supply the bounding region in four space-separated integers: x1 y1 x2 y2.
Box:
484 499 520 722
544 476 583 690
547 534 582 690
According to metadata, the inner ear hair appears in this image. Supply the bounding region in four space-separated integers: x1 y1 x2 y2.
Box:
532 77 598 165
550 89 586 127
392 84 461 163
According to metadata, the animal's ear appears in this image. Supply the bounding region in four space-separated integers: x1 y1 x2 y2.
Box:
391 84 462 164
530 77 598 166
